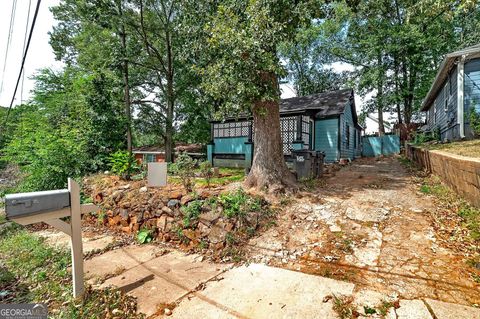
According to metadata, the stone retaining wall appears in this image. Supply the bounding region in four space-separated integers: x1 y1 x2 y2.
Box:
406 144 480 208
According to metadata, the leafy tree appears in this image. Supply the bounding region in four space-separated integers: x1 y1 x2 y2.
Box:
2 67 126 191
182 0 325 191
319 0 478 130
280 23 347 96
50 0 137 154
3 107 89 191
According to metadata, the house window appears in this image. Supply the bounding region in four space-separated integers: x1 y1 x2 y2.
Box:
144 154 156 163
213 121 251 138
346 125 350 149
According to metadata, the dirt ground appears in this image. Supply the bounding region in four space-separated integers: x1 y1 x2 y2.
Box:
247 156 480 306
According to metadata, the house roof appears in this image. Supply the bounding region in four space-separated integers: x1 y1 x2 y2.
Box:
133 143 203 154
279 88 354 117
132 145 164 154
212 89 362 129
421 44 480 111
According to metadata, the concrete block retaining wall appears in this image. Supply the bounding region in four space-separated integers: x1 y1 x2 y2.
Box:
406 144 480 208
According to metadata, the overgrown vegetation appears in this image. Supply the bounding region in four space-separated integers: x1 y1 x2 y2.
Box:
0 226 141 318
412 129 440 145
469 107 480 137
109 150 140 180
182 197 203 228
199 161 214 188
218 189 263 219
170 152 196 192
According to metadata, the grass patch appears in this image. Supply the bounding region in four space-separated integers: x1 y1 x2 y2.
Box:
169 167 245 187
0 226 141 318
423 139 480 158
332 295 358 319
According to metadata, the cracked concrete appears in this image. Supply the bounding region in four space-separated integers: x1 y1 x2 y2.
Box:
246 157 480 308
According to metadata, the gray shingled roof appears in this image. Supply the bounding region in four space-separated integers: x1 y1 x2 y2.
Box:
280 88 353 117
214 88 359 126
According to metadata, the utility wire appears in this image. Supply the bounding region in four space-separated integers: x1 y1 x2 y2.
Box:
0 0 18 94
20 0 33 104
1 0 41 132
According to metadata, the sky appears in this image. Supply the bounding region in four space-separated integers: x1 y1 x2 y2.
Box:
0 0 62 107
0 0 393 132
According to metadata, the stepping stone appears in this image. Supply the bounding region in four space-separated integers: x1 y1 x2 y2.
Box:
96 249 229 317
425 299 480 319
396 300 432 319
171 263 355 319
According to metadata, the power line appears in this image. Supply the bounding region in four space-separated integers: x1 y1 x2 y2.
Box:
20 0 33 104
2 0 41 131
0 0 18 94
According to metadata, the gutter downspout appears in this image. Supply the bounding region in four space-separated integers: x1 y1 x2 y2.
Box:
457 55 466 139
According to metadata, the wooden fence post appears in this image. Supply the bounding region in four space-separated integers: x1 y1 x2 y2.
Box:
68 178 84 298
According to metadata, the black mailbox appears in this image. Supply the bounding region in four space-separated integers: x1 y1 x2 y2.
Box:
5 189 71 219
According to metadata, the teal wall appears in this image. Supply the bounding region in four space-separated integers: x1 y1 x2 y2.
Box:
314 118 339 163
340 102 356 160
207 144 213 162
213 137 248 154
210 137 250 168
362 135 400 157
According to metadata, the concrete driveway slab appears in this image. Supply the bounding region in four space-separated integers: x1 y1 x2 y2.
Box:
396 300 432 319
425 298 480 319
87 246 230 317
171 263 355 319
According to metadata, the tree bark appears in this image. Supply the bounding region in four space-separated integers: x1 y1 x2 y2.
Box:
118 1 132 153
377 54 385 137
165 17 174 162
394 57 403 124
245 96 296 191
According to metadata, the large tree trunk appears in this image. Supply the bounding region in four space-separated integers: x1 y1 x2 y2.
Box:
377 54 385 137
118 2 132 153
394 57 403 124
165 28 174 162
165 93 174 162
245 99 296 192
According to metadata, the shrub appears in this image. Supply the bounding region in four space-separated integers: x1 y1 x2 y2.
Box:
219 189 263 219
137 228 154 244
199 161 214 188
182 199 203 228
469 107 480 137
171 152 196 192
108 151 139 179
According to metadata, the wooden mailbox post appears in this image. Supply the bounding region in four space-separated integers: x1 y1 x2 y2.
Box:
5 178 98 298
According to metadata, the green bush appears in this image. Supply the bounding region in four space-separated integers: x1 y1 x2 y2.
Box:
219 189 263 219
469 107 480 137
137 228 154 244
199 161 213 188
413 129 439 145
171 152 196 192
182 199 203 228
109 151 139 179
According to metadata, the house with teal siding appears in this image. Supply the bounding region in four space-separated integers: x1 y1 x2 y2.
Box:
207 89 363 168
422 44 480 140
